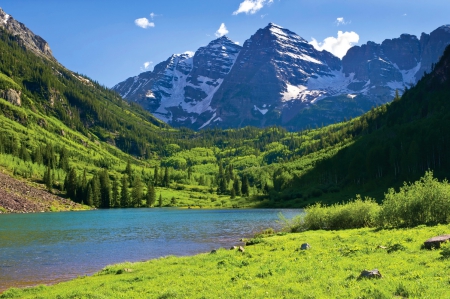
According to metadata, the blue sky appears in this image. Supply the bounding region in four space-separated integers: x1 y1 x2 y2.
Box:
2 0 450 87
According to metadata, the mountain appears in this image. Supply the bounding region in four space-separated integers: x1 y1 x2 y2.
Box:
113 36 242 128
114 24 450 130
0 8 53 60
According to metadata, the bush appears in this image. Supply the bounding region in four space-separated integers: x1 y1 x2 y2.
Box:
378 171 450 227
280 196 380 231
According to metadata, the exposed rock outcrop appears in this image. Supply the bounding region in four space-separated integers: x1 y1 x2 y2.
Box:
0 7 54 60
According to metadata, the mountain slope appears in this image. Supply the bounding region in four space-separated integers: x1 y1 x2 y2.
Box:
114 24 450 131
113 37 242 127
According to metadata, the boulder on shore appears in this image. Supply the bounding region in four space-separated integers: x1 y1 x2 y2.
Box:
424 235 450 249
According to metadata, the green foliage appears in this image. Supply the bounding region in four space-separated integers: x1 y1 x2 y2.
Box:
299 196 380 231
378 171 450 227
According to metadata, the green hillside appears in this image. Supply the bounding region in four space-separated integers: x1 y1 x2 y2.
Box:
2 20 450 211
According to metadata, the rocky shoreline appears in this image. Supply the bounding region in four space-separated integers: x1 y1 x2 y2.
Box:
0 171 85 213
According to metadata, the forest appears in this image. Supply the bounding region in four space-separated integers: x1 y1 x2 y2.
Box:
1 25 450 210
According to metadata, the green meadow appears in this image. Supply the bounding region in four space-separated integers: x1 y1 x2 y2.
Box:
2 224 450 299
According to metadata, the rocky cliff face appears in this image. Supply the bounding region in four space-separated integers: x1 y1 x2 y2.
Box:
114 24 450 130
113 37 241 127
0 8 54 60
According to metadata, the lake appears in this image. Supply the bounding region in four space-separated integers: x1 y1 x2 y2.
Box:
0 208 300 292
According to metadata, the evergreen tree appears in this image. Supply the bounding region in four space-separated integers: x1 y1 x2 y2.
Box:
19 143 30 162
76 169 88 204
58 146 69 171
131 176 143 207
90 174 101 208
43 166 52 192
187 166 192 180
33 146 43 165
120 175 130 207
171 196 176 205
146 183 156 207
163 167 169 187
65 167 78 201
153 166 159 186
241 175 249 197
233 177 241 196
112 179 120 208
125 160 132 177
158 193 163 207
99 169 111 209
230 187 236 199
86 184 94 206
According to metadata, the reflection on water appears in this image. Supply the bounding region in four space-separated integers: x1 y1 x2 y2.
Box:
0 208 301 291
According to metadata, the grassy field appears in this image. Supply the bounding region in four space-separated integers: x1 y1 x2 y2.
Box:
3 224 450 298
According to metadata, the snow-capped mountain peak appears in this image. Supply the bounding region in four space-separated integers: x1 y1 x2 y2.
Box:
113 24 450 130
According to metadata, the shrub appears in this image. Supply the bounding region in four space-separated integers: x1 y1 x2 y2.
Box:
301 196 380 230
378 171 450 227
279 196 380 231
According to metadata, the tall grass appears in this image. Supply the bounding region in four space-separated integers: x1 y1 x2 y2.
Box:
283 171 450 231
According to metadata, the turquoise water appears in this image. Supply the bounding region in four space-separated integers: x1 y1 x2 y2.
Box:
0 208 300 291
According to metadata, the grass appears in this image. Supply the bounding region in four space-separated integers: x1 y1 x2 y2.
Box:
3 224 450 298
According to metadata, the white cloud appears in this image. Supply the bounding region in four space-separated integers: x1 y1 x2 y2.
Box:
150 12 156 19
310 31 359 59
141 61 153 71
336 17 350 26
233 0 273 15
184 51 195 57
135 18 155 29
215 23 229 37
261 14 268 19
403 13 407 17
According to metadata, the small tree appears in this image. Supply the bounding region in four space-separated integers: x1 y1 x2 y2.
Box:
131 176 143 207
120 175 130 208
146 183 156 207
158 193 163 207
112 179 120 208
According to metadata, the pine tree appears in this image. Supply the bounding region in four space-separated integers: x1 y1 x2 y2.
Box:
230 187 236 199
86 184 94 206
90 174 101 208
120 175 130 207
158 193 163 207
187 166 192 180
99 170 111 209
33 146 43 165
131 176 143 207
153 166 159 186
58 146 69 171
19 143 30 162
163 167 169 187
43 166 52 192
125 160 132 177
65 167 78 201
146 183 156 207
233 177 241 196
112 179 120 208
241 175 249 197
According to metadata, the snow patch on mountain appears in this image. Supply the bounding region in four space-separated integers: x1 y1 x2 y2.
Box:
2 13 9 24
254 105 269 115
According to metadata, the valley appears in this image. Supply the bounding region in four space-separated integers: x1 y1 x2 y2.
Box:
1 3 450 297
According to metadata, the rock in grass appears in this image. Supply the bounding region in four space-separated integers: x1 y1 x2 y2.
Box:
358 269 382 279
424 235 450 249
230 246 238 250
238 246 245 253
116 268 133 274
300 243 311 250
210 249 217 254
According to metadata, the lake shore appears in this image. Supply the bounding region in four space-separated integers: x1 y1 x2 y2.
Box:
2 224 450 298
0 208 299 293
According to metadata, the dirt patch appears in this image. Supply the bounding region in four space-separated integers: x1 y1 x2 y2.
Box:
0 171 84 213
